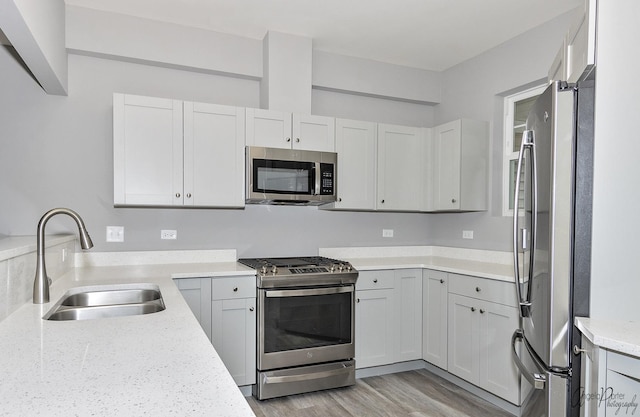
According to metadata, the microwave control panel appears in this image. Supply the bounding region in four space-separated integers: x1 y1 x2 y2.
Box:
320 163 334 195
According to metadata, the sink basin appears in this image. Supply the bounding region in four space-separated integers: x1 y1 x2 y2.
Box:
61 288 162 307
43 284 165 321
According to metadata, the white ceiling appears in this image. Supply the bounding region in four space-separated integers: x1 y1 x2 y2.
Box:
64 0 580 71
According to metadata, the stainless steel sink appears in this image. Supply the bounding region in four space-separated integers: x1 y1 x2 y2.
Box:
61 288 162 307
44 285 165 321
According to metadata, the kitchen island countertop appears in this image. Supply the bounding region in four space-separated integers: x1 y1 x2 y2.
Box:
575 316 640 358
0 259 257 417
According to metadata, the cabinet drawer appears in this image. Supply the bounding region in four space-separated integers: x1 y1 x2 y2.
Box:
448 274 516 307
608 350 640 380
212 276 256 300
356 270 394 290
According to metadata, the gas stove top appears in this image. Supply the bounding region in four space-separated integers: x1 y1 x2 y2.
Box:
238 256 358 288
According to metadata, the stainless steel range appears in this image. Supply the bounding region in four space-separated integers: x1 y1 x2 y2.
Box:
237 256 358 400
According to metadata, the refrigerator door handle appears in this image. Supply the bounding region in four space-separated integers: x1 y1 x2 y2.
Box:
512 130 535 317
511 329 546 390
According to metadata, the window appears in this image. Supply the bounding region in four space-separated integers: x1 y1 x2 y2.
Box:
502 85 546 216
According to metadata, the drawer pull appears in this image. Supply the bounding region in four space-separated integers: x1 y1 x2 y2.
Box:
480 309 485 314
475 287 481 292
249 307 254 312
233 287 238 292
440 279 444 284
357 298 360 303
471 307 476 312
373 279 378 283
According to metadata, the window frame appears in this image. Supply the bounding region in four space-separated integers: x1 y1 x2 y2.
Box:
502 84 546 217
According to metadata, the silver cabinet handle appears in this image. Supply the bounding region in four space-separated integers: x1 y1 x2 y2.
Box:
175 193 181 198
338 197 342 202
451 198 457 203
286 137 291 142
296 138 300 143
476 287 481 292
381 200 385 204
471 307 476 312
440 279 444 284
233 287 238 292
480 309 485 314
186 193 192 198
356 298 360 303
249 307 254 312
373 279 378 283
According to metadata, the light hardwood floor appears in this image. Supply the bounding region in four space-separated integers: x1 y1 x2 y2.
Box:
246 369 514 417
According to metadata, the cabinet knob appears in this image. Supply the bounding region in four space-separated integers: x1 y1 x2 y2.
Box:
373 279 378 283
296 138 300 143
357 298 360 303
440 279 444 284
338 197 342 202
233 287 238 292
480 309 485 314
471 307 476 312
175 193 181 198
381 199 385 204
475 287 481 292
249 307 254 312
286 137 291 142
452 198 457 203
573 345 588 355
186 193 192 198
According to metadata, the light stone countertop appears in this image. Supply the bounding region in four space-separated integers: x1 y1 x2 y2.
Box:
319 246 515 282
0 260 257 417
575 317 640 358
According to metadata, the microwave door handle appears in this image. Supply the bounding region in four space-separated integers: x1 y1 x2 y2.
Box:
313 162 321 195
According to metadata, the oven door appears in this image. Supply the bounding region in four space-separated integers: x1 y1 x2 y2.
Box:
258 285 355 371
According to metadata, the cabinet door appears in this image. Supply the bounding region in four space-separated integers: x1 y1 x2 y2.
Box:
355 289 395 368
548 41 567 83
175 278 212 341
183 102 245 207
376 124 424 211
211 297 256 386
332 118 377 210
245 108 292 149
433 120 462 210
395 269 422 362
478 300 520 403
448 293 479 384
292 114 335 152
423 270 448 369
566 0 596 83
113 93 183 206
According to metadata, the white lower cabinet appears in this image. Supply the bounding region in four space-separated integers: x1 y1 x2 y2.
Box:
446 274 521 405
176 275 256 387
579 336 640 417
422 269 448 369
355 269 422 368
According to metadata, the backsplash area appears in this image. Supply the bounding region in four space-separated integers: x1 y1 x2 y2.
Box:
0 236 76 322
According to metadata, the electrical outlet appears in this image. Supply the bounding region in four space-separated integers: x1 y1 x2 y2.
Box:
382 229 394 238
161 230 177 240
106 226 124 242
462 230 474 239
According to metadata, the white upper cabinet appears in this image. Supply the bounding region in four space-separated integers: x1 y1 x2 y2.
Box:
376 124 425 211
245 108 335 152
432 119 488 211
113 94 245 208
183 102 245 207
329 118 377 210
548 41 567 83
565 0 596 83
114 94 183 206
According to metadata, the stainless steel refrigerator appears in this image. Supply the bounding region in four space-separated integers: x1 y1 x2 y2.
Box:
511 78 594 417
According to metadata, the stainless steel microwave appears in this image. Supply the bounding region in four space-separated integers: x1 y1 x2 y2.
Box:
246 146 337 205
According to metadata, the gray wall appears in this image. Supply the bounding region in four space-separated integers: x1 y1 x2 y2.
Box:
0 11 576 256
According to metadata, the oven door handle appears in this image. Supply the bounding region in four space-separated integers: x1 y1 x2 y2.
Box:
262 363 354 384
265 286 353 298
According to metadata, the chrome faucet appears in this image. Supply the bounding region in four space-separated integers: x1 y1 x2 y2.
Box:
33 208 94 304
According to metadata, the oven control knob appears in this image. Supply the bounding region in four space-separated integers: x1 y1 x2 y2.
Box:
330 264 336 272
260 266 267 275
338 263 344 271
346 264 352 271
271 265 278 274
